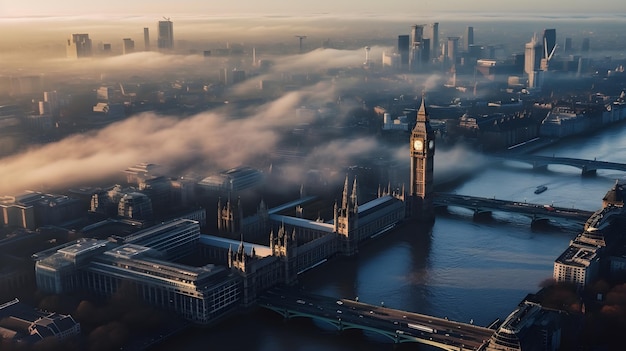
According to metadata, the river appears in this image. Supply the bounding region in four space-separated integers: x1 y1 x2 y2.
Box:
155 124 626 350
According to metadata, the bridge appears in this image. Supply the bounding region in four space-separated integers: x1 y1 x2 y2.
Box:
495 154 626 176
259 287 494 351
434 193 594 225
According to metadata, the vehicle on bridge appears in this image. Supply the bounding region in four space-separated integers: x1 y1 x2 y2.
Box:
407 323 437 333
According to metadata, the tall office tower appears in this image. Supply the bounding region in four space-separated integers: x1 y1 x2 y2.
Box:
446 37 460 65
397 35 410 65
409 25 424 71
525 35 544 88
157 19 174 50
122 38 135 55
581 37 590 52
564 37 572 53
66 34 92 58
524 35 542 75
464 26 474 52
143 27 150 51
426 22 439 59
421 38 430 63
411 24 424 45
542 29 557 58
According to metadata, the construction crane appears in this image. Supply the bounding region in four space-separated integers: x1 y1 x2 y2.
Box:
163 17 170 21
295 35 307 53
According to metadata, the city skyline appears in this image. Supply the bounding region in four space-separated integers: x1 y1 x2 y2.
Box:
2 0 625 17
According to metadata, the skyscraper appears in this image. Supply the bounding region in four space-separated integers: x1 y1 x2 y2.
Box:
525 35 543 88
397 35 410 65
464 26 474 52
158 19 174 50
66 34 92 59
446 37 460 66
581 37 590 52
122 38 135 55
564 37 572 53
426 22 439 59
542 29 556 59
143 27 150 51
409 25 424 71
524 35 542 75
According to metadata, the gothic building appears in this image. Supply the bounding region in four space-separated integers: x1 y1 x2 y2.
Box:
217 196 243 234
334 176 359 255
410 97 436 221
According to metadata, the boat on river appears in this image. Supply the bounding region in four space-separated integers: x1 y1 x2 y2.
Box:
534 185 548 194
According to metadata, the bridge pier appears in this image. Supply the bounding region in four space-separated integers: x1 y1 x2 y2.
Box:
473 210 492 221
530 217 550 229
581 168 597 177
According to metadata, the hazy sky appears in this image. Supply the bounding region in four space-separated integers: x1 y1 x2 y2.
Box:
2 0 625 17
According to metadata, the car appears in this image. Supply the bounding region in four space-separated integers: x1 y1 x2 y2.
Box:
296 300 306 304
336 300 343 305
336 310 342 314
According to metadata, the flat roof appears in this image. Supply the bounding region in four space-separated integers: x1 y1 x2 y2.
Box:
269 214 334 233
268 196 317 215
57 239 109 257
199 235 272 257
104 244 153 259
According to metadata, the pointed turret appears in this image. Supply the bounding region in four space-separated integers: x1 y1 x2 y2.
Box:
341 175 349 209
351 177 358 213
416 95 429 123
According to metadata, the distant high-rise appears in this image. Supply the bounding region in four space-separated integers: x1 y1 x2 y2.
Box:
542 29 556 59
564 37 572 53
66 34 92 59
464 26 474 52
524 35 542 75
426 22 439 59
158 19 174 50
397 35 410 65
525 35 544 88
581 37 590 52
411 24 423 45
143 27 150 51
446 37 460 65
122 38 135 55
409 25 425 71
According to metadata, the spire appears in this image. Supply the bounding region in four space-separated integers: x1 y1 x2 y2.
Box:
417 94 428 122
342 174 349 209
351 177 358 210
238 234 244 254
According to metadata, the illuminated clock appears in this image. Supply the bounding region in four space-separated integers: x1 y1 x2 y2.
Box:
428 140 434 150
413 139 423 151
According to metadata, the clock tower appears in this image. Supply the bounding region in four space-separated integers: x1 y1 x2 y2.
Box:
410 97 435 221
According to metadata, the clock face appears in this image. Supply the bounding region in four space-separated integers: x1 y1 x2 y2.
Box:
413 139 423 151
428 140 434 150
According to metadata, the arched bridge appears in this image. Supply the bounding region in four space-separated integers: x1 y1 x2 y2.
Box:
433 193 594 225
258 287 494 351
494 154 626 176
